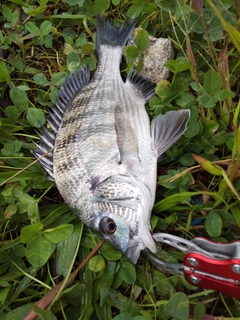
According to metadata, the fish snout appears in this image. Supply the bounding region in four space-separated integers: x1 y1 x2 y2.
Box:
126 233 157 264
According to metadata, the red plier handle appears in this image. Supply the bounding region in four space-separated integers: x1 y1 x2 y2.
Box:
184 237 240 299
145 234 240 299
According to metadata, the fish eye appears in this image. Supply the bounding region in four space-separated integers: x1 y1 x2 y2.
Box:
99 217 117 235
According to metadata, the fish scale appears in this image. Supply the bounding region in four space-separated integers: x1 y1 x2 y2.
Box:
33 14 190 264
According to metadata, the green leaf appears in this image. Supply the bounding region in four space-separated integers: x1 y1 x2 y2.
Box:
82 42 94 54
164 292 189 319
56 222 83 277
210 131 228 145
165 60 191 74
33 73 50 86
25 21 40 36
100 261 116 306
1 140 23 156
154 192 197 213
203 70 222 95
33 305 57 320
202 120 219 137
94 0 110 13
5 303 33 320
214 89 235 101
165 212 178 224
40 20 52 36
194 302 205 320
52 71 67 85
10 88 29 112
101 243 122 261
21 223 43 244
43 224 74 243
189 11 204 34
197 94 216 108
136 30 149 52
26 108 45 128
26 234 52 267
5 106 21 121
0 61 11 84
205 210 222 237
4 204 18 218
9 56 24 71
174 93 196 108
125 46 139 60
0 286 11 305
207 17 223 41
179 153 196 166
13 187 35 205
66 0 84 5
113 313 132 320
112 0 121 5
119 261 136 284
142 2 158 14
88 255 106 272
127 4 142 18
231 207 240 228
206 0 240 53
24 0 48 17
3 6 19 27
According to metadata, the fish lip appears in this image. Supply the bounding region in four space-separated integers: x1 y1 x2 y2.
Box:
125 240 142 264
126 234 158 264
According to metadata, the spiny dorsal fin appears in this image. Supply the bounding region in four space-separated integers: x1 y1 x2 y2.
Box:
31 124 55 180
96 13 138 50
151 110 190 158
115 105 139 166
126 69 156 103
32 65 91 179
48 65 90 133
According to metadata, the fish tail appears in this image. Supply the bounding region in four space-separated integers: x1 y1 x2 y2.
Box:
96 13 138 51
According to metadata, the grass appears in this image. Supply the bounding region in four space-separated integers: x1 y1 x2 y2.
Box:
0 0 240 319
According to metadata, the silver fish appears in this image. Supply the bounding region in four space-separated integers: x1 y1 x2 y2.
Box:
33 14 190 264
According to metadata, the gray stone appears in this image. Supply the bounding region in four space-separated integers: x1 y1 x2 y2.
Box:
128 31 174 84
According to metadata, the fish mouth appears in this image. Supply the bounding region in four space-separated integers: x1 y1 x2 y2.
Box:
126 240 143 264
126 235 157 264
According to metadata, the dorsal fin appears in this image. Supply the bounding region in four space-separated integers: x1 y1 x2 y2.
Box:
126 69 156 103
32 65 91 179
47 65 90 133
151 110 190 158
31 124 55 180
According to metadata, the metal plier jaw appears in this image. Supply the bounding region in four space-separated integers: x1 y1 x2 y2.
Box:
145 233 240 299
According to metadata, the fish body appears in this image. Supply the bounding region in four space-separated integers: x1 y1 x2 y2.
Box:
33 14 190 264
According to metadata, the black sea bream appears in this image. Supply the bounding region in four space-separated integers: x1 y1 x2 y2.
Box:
33 14 190 264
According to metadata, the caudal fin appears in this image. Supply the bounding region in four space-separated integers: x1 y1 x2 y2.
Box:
151 110 190 158
96 13 137 51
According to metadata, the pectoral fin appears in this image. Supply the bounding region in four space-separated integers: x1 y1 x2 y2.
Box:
115 105 139 166
151 110 190 158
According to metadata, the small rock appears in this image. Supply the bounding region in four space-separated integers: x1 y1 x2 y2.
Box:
128 31 174 84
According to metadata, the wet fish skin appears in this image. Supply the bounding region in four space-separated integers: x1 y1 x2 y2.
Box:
33 14 190 264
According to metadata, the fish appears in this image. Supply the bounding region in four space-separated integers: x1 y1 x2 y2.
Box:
32 14 190 264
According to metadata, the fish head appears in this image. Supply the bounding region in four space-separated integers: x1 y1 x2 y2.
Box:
92 202 157 264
